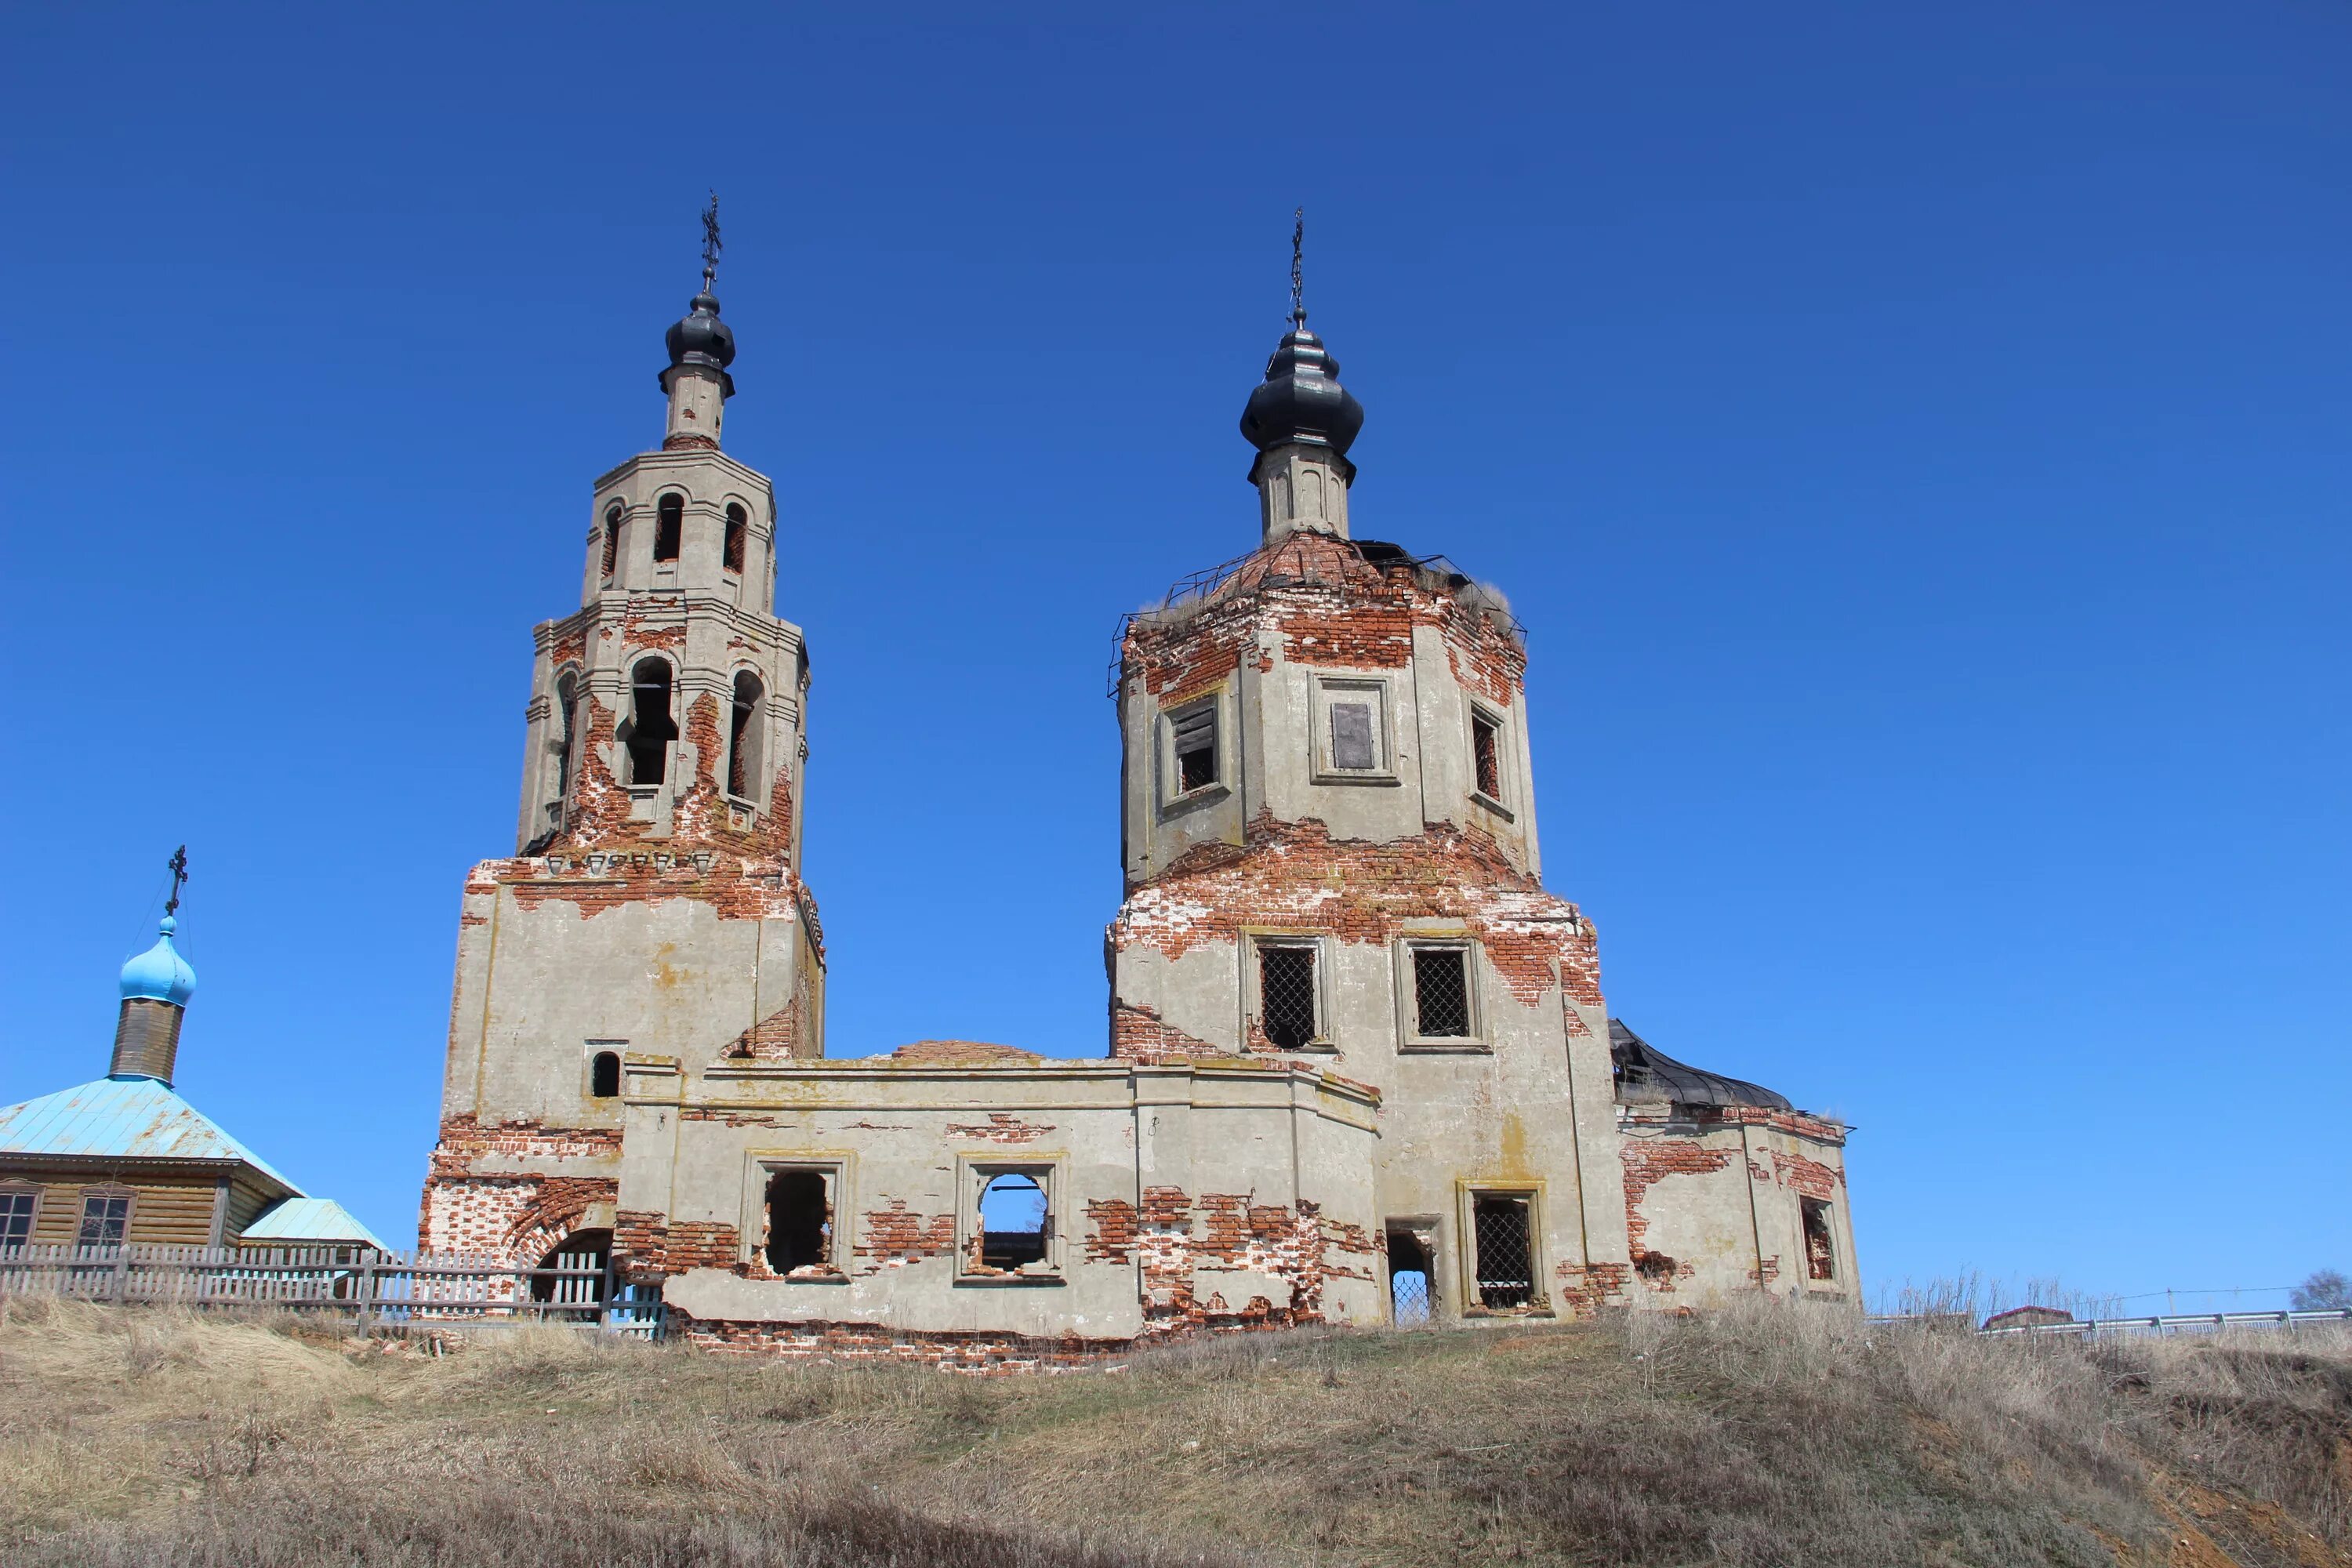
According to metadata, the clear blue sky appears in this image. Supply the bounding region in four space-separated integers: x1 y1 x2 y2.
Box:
2 2 2343 1308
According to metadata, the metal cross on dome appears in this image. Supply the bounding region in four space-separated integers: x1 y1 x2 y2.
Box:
164 845 188 918
700 192 723 289
1289 207 1305 327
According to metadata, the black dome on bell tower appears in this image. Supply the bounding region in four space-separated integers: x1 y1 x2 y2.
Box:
661 289 737 395
1240 313 1364 460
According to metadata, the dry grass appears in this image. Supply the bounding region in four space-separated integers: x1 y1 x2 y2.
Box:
2 1294 2348 1566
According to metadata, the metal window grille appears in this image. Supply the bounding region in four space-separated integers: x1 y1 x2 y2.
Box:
1413 947 1471 1037
0 1192 32 1250
1472 713 1501 799
1330 701 1376 770
1259 944 1318 1049
76 1196 129 1249
1472 1196 1534 1308
1390 1268 1431 1326
1173 705 1217 793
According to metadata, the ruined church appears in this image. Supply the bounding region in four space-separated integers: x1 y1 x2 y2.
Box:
419 245 1857 1359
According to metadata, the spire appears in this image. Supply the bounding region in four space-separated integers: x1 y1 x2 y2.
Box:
662 194 736 449
1240 209 1364 466
114 849 198 1083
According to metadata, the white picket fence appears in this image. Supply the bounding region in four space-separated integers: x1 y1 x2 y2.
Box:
0 1243 662 1337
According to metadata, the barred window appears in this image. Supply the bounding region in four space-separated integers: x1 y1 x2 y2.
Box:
77 1192 131 1248
1413 947 1471 1037
1472 1193 1534 1309
1258 942 1318 1049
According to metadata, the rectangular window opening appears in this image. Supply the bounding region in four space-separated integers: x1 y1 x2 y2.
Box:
764 1170 833 1276
978 1171 1051 1273
1802 1198 1836 1282
1330 700 1376 771
1413 948 1472 1038
1472 1194 1534 1309
77 1192 130 1249
1258 943 1318 1049
0 1190 36 1251
1472 711 1502 800
1172 704 1218 793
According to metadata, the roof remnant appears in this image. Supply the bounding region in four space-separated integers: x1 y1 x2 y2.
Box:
1610 1019 1794 1112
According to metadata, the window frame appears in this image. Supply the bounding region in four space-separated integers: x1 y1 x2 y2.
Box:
0 1183 42 1251
1456 1181 1550 1317
1468 702 1512 816
76 1185 136 1249
953 1153 1066 1285
1244 931 1333 1052
1312 677 1399 786
739 1153 853 1281
1394 935 1489 1051
1159 691 1228 809
1801 1196 1838 1283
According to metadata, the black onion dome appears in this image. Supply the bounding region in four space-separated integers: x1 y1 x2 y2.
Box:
660 289 737 394
1240 318 1364 458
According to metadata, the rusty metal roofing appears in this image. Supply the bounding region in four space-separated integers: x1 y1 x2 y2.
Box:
240 1197 387 1250
0 1075 299 1193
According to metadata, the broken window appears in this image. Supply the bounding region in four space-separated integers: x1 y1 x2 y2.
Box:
727 672 763 800
0 1189 37 1251
589 1050 621 1098
76 1191 131 1248
1802 1198 1836 1282
623 659 677 786
1258 942 1318 1049
1387 1226 1433 1326
1471 710 1503 800
1171 702 1218 794
1330 701 1376 771
1412 946 1472 1038
654 493 683 563
601 503 622 583
552 671 580 805
977 1171 1050 1272
764 1170 831 1275
1471 1193 1534 1309
723 503 747 574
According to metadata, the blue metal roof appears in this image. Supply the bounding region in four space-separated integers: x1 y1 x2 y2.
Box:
240 1197 388 1250
0 1076 299 1195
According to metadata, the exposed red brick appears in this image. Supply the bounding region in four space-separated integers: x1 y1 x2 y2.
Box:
855 1201 956 1271
946 1112 1058 1144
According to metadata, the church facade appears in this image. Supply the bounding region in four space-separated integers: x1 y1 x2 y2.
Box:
419 255 1857 1359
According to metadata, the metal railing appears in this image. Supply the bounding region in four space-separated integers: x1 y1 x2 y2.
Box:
1869 1308 2352 1338
0 1243 662 1338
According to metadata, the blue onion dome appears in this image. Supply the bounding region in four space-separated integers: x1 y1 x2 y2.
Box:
662 289 737 394
119 916 197 1007
1240 315 1364 459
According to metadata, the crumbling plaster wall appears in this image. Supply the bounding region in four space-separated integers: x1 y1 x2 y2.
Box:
611 1055 1384 1345
1617 1105 1856 1307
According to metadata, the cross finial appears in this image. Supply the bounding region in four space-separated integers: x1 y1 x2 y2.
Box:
1289 207 1305 328
164 845 188 919
700 191 723 290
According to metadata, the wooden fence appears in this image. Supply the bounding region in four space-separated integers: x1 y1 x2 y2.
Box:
0 1243 662 1337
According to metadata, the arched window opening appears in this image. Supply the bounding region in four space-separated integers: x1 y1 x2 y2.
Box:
978 1172 1048 1272
600 503 622 582
552 672 580 804
528 1228 610 1306
589 1050 620 1098
654 493 683 563
728 672 764 800
622 659 677 786
764 1170 830 1274
723 503 747 574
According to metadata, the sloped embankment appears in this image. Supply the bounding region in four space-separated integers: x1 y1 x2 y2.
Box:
1 1295 2346 1566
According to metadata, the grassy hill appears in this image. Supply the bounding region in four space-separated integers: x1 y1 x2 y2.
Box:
2 1296 2346 1566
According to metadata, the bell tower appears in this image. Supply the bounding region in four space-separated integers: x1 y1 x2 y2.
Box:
422 210 827 1263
